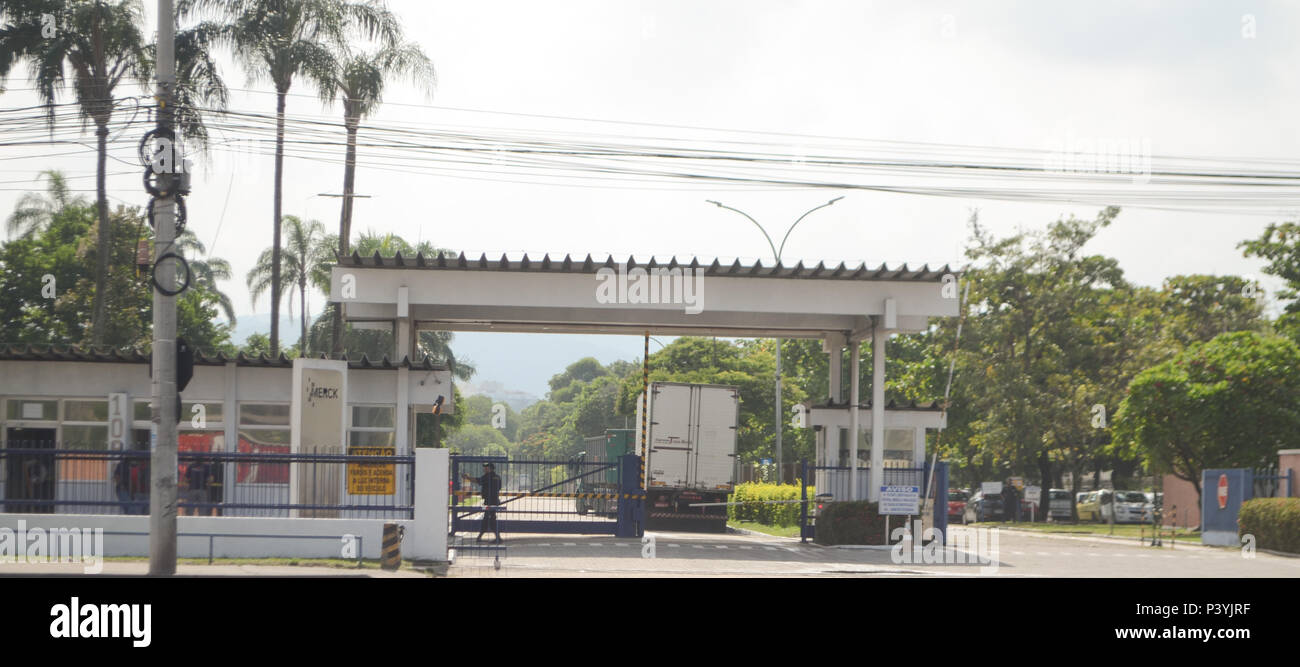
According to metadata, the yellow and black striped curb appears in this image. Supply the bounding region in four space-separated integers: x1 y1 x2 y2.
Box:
454 491 646 500
649 512 727 520
380 523 402 570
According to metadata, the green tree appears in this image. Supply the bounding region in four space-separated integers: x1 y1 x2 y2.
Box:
0 195 233 353
1 1 226 345
1113 332 1300 502
1240 221 1300 341
186 0 401 355
176 229 235 325
246 214 330 353
4 169 88 239
327 42 435 356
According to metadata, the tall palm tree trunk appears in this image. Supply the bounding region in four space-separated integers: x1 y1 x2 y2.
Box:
271 90 287 355
91 123 110 347
332 121 359 359
300 278 308 354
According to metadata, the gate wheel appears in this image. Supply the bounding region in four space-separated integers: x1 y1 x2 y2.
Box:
493 556 501 571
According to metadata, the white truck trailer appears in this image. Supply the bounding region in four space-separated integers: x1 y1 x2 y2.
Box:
635 382 739 532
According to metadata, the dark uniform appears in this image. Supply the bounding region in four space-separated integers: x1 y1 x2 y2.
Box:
477 464 503 543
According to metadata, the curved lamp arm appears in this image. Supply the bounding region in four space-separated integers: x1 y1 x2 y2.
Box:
777 196 843 260
706 200 778 260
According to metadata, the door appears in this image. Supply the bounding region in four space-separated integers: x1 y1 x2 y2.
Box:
5 427 56 513
648 384 693 488
692 387 738 490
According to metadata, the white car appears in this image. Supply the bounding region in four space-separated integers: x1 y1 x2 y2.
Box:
1111 490 1153 524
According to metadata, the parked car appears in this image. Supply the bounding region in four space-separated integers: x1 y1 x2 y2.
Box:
1047 488 1073 521
1113 491 1154 523
963 490 1006 522
947 490 969 523
1077 489 1110 521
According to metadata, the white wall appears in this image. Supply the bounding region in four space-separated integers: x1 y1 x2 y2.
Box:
0 513 405 559
0 447 449 562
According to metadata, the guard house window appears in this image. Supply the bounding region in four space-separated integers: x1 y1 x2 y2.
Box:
6 399 57 421
839 428 915 467
237 403 290 483
61 399 110 482
349 405 395 447
179 402 225 449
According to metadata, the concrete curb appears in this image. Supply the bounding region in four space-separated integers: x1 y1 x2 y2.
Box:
983 527 1221 551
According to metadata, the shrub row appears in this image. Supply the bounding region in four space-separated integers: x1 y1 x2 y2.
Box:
1238 498 1300 554
727 482 810 527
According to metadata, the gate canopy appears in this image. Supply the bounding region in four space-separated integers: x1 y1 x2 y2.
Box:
329 252 959 339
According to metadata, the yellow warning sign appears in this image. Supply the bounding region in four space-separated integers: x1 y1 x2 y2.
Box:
347 446 396 495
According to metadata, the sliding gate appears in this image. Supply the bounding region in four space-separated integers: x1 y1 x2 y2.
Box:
451 454 643 536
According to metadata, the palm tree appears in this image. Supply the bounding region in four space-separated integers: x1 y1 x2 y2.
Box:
1 2 149 346
1 2 227 346
175 229 236 326
246 215 329 353
5 169 90 239
328 42 435 357
185 0 401 356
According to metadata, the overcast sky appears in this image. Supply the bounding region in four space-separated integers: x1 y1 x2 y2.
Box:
3 0 1298 326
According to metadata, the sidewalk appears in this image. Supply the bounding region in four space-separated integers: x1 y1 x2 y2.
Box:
0 560 429 577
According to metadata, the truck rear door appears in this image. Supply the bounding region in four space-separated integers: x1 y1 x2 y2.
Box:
692 386 738 491
648 384 693 488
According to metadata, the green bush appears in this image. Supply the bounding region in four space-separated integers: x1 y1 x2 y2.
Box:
814 501 896 545
727 482 811 527
1238 498 1300 554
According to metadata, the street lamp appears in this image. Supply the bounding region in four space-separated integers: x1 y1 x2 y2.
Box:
705 196 844 480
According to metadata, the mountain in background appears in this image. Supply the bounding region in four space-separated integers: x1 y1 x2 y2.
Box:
231 315 648 404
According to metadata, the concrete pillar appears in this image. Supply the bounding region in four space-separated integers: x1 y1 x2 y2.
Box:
849 341 860 501
824 333 845 404
913 426 926 466
396 367 410 454
409 447 448 562
223 362 238 507
870 317 886 502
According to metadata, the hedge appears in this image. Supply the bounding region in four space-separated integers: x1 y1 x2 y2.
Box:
727 482 810 527
814 501 896 546
1238 497 1300 554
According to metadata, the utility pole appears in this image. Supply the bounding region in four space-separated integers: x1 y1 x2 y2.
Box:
149 0 178 576
706 196 843 480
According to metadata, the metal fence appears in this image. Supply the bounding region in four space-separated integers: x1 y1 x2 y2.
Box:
807 461 929 501
0 443 414 519
799 459 948 544
451 455 627 534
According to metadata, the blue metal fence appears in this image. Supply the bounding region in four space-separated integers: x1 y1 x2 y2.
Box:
0 445 414 519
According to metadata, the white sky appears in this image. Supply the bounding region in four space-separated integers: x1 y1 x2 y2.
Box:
3 0 1299 323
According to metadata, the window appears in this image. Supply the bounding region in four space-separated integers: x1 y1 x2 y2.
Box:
6 399 57 421
237 403 291 485
61 402 110 480
349 405 395 448
239 403 290 426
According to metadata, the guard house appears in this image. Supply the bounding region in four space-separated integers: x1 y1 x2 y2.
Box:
0 346 452 516
331 251 959 501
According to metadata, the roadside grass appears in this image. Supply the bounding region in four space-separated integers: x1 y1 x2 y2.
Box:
104 556 386 569
729 521 801 539
961 520 1200 543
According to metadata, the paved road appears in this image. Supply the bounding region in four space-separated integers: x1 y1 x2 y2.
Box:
445 527 1300 578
